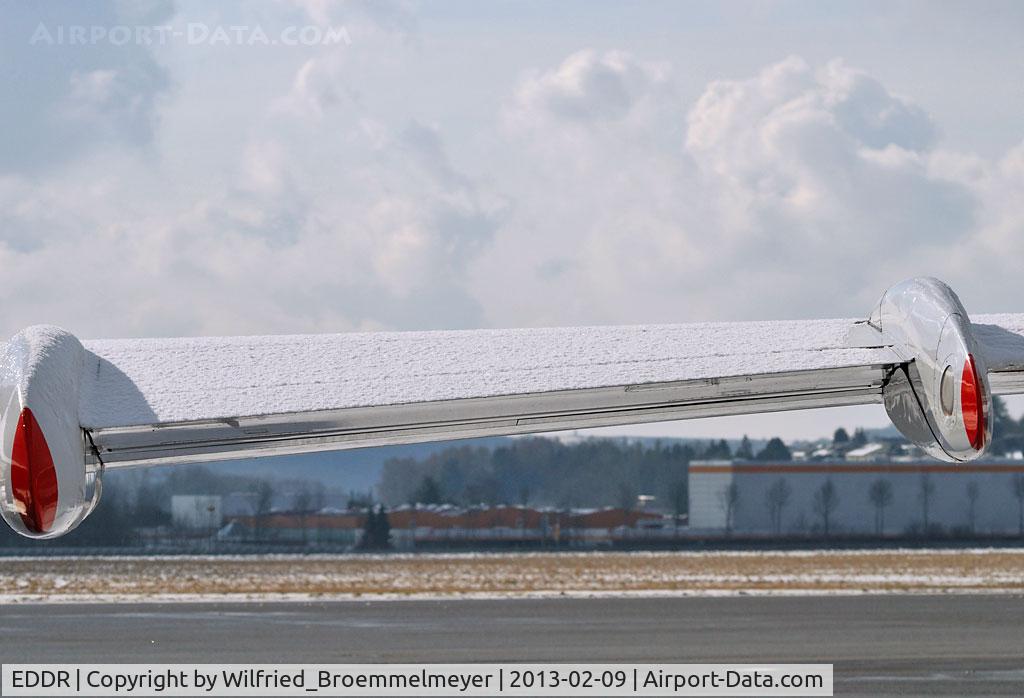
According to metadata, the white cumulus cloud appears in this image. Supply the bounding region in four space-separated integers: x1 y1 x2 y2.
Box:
473 53 1012 327
1 9 1023 347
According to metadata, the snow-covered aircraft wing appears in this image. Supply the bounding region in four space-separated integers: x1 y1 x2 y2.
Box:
4 276 1024 538
77 311 1024 467
80 319 902 469
968 315 1024 390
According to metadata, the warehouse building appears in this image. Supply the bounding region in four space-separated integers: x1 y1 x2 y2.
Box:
689 460 1024 536
226 505 667 548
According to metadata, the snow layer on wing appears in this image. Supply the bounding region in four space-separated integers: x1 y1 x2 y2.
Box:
972 314 1024 372
78 319 892 428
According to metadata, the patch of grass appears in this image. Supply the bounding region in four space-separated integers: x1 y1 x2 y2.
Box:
3 550 1023 598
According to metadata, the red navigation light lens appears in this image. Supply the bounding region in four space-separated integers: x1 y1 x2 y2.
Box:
9 407 59 533
961 354 986 451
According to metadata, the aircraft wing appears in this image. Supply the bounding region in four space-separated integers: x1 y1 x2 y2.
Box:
970 314 1024 386
74 319 901 469
47 313 1024 469
6 276 1024 538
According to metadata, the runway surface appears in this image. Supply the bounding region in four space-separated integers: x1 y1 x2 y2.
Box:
1 595 1022 696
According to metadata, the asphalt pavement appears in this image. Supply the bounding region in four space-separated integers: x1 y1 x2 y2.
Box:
1 595 1022 696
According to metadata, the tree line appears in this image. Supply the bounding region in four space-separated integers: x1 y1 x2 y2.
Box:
376 435 792 511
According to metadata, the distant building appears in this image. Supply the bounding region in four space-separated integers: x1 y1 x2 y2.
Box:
227 512 362 545
845 443 887 462
223 505 668 548
387 506 665 548
689 459 1024 536
171 495 223 530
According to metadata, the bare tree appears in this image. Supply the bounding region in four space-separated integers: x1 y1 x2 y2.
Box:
813 479 839 537
617 482 638 512
868 479 894 536
1012 474 1024 536
918 472 936 534
765 478 791 536
718 482 740 535
736 435 754 460
518 484 531 508
254 480 273 542
311 487 326 512
668 480 687 538
965 481 980 535
294 486 313 545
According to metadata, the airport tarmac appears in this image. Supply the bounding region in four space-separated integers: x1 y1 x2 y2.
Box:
0 595 1021 696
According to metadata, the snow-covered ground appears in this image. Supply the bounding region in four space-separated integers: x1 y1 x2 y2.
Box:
2 549 1023 604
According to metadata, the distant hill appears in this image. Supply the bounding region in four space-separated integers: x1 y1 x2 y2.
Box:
151 436 516 492
105 430 865 494
563 434 769 452
118 434 756 493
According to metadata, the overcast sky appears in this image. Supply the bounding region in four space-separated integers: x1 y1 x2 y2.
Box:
3 1 1023 441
